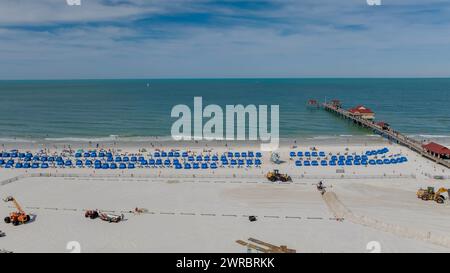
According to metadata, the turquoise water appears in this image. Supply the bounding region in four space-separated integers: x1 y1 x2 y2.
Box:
0 78 448 140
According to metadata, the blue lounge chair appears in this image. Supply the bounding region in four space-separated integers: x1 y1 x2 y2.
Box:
297 152 303 157
304 161 311 166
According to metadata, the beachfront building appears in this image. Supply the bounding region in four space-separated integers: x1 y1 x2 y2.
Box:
422 142 450 160
348 105 375 120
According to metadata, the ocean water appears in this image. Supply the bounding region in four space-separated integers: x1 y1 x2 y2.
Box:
0 78 449 142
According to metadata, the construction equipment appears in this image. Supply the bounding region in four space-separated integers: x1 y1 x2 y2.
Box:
417 187 449 204
266 169 292 182
85 210 124 223
236 238 296 253
85 210 99 219
3 196 30 226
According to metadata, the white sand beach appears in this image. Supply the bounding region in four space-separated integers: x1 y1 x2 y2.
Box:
1 139 449 253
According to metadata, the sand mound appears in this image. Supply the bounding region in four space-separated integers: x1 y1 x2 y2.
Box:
323 191 450 249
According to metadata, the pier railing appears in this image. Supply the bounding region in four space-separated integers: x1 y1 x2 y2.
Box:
322 102 450 169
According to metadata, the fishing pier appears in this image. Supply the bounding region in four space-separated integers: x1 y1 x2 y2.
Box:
321 100 450 169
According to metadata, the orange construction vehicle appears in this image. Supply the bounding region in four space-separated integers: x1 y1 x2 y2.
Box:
3 196 31 226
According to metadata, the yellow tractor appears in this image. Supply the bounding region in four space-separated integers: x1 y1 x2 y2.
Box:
266 169 292 182
417 187 449 204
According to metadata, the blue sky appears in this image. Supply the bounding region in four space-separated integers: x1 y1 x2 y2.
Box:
0 0 449 79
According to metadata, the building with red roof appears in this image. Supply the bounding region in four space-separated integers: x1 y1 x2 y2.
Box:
422 142 450 159
348 105 375 120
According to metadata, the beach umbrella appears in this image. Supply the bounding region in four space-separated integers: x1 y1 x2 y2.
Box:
304 152 311 157
376 159 383 165
390 158 397 164
354 161 361 166
32 163 39 169
57 161 64 167
347 156 353 160
311 160 319 166
164 159 171 166
246 159 253 166
138 156 145 161
154 152 161 157
319 152 326 157
85 160 92 166
0 159 4 165
140 160 148 166
255 159 262 165
204 156 210 162
174 152 180 157
304 161 311 166
338 161 345 166
296 152 303 157
361 160 368 165
188 156 194 162
107 157 113 162
248 152 254 157
41 163 49 169
295 160 302 167
383 159 391 164
345 160 352 166
149 159 155 166
76 160 83 166
156 159 162 166
160 151 167 157
106 152 113 158
196 155 202 161
212 156 218 161
83 152 90 158
201 163 208 169
11 153 18 158
90 152 97 157
24 163 31 169
210 163 218 169
119 163 126 169
238 159 244 166
128 163 135 169
220 155 227 161
15 163 23 168
256 152 262 158
33 156 40 161
320 160 328 166
184 163 191 169
115 156 122 162
123 156 129 162
175 164 182 169
290 152 296 157
182 152 188 157
65 160 72 166
110 163 117 169
329 161 336 166
102 163 109 169
173 159 179 164
227 152 233 158
312 152 318 157
230 160 237 166
234 152 240 158
222 160 229 166
241 152 247 158
168 152 174 157
5 164 13 169
131 156 137 162
193 163 199 169
99 152 105 157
